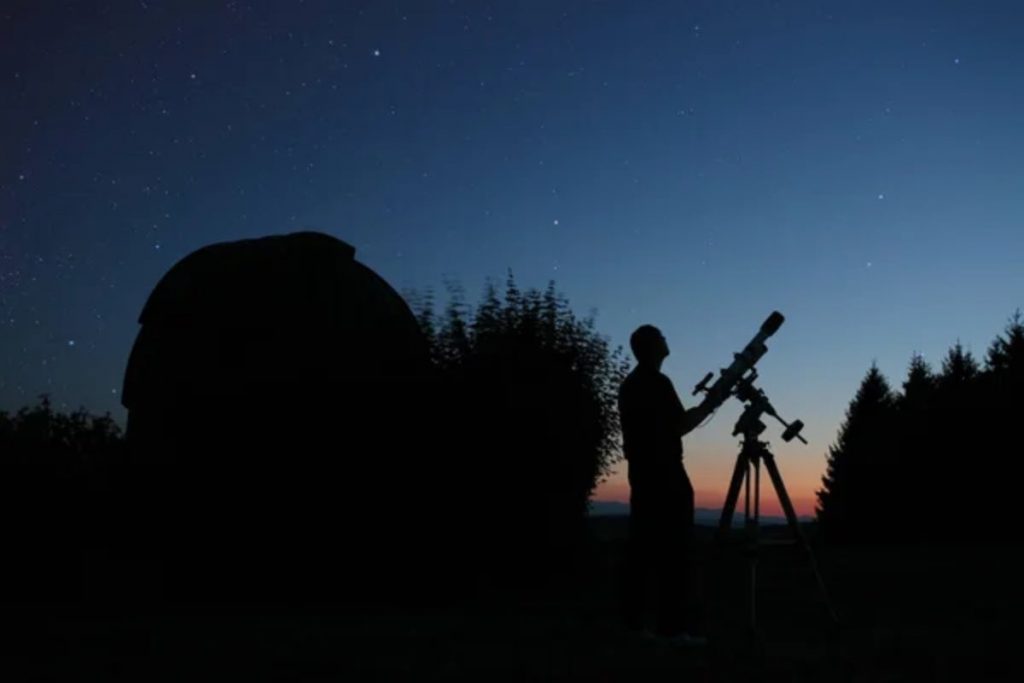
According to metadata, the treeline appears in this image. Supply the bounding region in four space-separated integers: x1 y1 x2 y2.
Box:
816 312 1024 544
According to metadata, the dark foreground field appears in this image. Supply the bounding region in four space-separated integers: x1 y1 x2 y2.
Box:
4 519 1020 681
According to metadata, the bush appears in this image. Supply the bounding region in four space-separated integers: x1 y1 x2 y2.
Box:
410 275 628 582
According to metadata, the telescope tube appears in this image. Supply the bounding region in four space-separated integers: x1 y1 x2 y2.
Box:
699 311 785 409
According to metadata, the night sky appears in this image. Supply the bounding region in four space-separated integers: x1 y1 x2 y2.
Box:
3 1 1024 514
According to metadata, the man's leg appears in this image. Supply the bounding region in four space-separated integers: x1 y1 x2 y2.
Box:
679 470 705 634
620 511 654 631
621 465 660 631
651 524 690 636
655 472 699 636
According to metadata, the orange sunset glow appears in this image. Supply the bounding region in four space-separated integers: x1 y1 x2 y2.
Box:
594 449 822 518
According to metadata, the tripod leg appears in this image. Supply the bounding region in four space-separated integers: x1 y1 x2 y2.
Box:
761 449 840 625
749 552 758 632
749 455 761 633
760 450 801 531
719 450 749 535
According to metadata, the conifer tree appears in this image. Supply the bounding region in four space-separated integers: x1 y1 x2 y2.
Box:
817 365 897 543
893 353 936 542
932 343 981 539
980 312 1024 539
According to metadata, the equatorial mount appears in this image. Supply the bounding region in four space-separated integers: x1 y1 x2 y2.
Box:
730 370 807 445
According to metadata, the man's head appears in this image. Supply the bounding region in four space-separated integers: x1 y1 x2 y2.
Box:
630 325 669 367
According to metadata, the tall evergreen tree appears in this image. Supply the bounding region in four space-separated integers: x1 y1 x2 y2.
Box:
980 312 1024 540
984 310 1024 378
817 365 897 543
932 342 981 540
893 354 936 542
939 341 980 390
902 353 937 406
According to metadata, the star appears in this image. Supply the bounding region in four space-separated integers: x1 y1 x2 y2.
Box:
373 49 381 57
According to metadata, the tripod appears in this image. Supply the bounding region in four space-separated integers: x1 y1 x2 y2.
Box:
717 387 839 632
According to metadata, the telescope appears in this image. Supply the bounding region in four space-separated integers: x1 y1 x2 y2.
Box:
692 310 805 443
698 312 836 629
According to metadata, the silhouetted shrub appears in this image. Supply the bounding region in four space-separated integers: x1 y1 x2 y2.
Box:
0 396 124 603
410 275 628 584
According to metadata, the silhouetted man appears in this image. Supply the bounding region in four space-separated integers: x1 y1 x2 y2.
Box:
618 325 711 642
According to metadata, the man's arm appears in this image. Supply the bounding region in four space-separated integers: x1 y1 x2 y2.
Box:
667 376 713 437
679 401 713 436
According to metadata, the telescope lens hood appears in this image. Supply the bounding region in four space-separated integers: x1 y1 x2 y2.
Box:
761 311 785 336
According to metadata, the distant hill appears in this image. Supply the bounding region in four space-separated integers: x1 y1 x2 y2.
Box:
587 501 811 526
587 501 630 517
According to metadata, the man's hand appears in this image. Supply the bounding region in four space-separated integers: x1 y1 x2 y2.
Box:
692 400 715 426
697 396 718 421
680 401 714 436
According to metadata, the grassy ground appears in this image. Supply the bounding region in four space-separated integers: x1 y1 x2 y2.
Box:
5 519 1020 681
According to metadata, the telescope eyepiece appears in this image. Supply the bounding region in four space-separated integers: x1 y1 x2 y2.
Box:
760 311 785 337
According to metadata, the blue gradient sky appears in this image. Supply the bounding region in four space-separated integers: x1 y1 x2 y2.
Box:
3 1 1023 513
